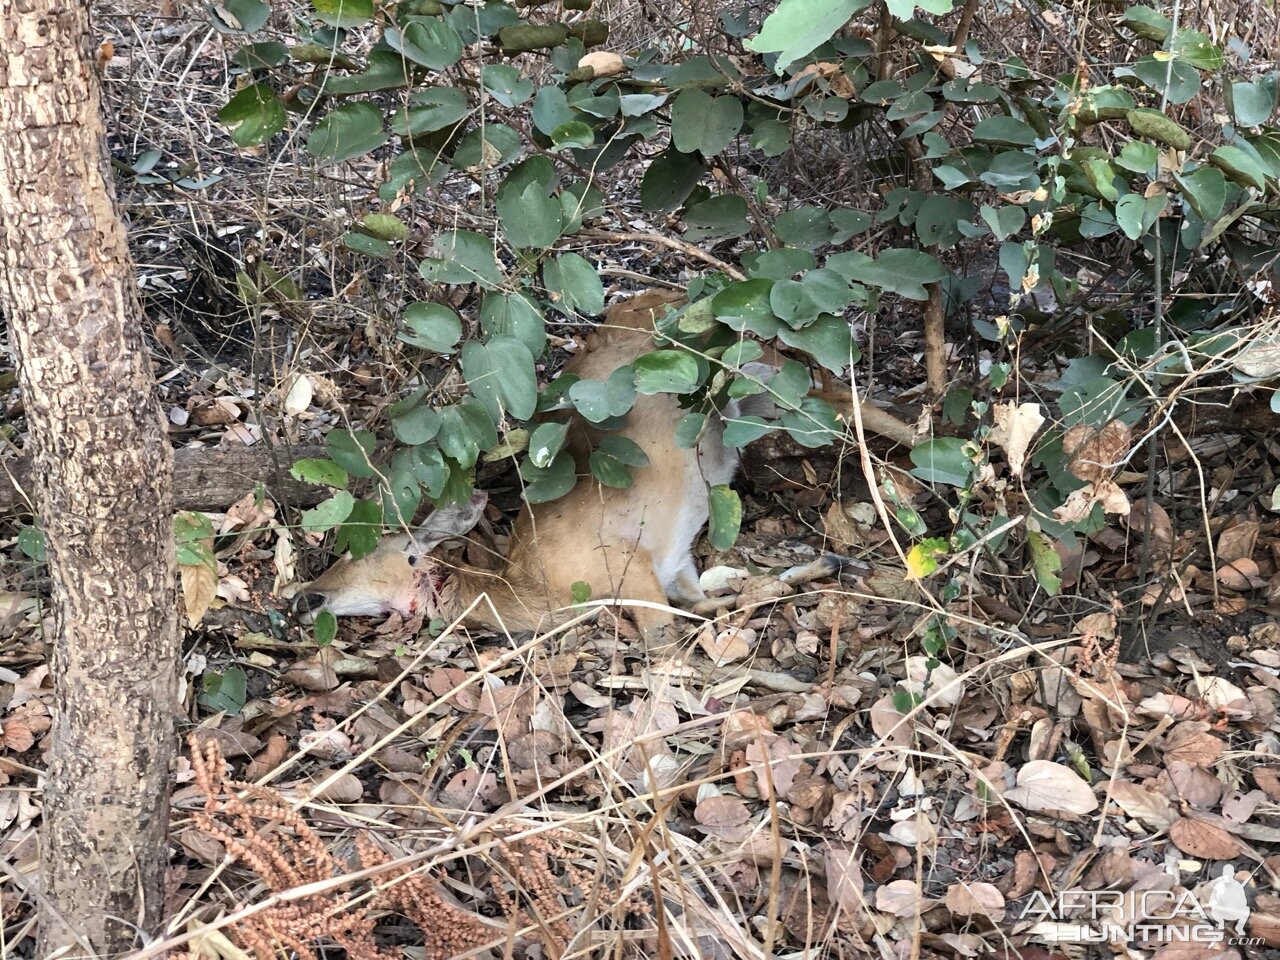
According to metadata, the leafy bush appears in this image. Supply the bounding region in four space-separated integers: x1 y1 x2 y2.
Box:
213 0 1278 592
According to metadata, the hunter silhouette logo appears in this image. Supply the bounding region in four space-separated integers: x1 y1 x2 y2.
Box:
1019 872 1256 946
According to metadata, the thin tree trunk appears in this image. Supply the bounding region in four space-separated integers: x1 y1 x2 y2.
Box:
0 5 179 957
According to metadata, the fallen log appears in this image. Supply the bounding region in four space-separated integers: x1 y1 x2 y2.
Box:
1 443 328 515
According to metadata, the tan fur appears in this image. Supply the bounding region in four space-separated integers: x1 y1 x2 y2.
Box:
301 290 717 640
298 289 895 639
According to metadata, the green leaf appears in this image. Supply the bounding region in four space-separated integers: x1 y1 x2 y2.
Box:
571 581 592 603
498 178 563 249
232 41 290 69
520 452 578 503
482 63 534 107
1116 140 1158 173
670 89 743 155
746 0 871 72
419 230 503 288
545 252 605 316
388 389 441 445
528 422 570 468
633 350 701 394
775 206 834 249
641 147 704 212
1227 80 1278 128
385 17 464 69
597 434 649 466
570 365 637 422
327 429 377 478
342 233 392 258
199 668 248 715
311 0 373 28
17 525 46 562
1171 29 1223 71
751 119 791 156
390 87 470 136
291 458 349 487
312 610 338 646
979 204 1025 241
589 451 634 488
322 49 413 95
1173 166 1227 221
844 248 945 300
550 120 595 149
830 208 873 242
675 412 706 447
359 213 408 241
437 398 498 468
1027 530 1063 596
1119 5 1171 42
780 396 842 447
1123 56 1200 104
400 302 463 352
306 102 387 162
334 498 383 558
1115 193 1166 240
208 0 270 32
1210 144 1271 190
454 123 522 169
684 195 750 242
481 291 546 355
218 84 287 147
713 279 781 337
723 415 775 447
885 0 952 15
462 336 538 420
971 115 1038 146
302 491 356 533
707 485 742 550
909 437 974 487
384 448 424 525
532 86 574 135
778 313 860 374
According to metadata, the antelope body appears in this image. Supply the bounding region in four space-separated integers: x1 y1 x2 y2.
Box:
297 290 751 641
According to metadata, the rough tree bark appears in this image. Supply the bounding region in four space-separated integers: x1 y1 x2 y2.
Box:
0 4 180 957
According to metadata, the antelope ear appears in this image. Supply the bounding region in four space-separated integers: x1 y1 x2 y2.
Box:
414 492 488 551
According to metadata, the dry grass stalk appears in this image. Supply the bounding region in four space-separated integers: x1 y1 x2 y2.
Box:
174 735 647 960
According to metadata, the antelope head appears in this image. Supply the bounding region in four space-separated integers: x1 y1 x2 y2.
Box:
293 494 487 621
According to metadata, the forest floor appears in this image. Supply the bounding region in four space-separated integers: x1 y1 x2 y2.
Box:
2 2 1280 959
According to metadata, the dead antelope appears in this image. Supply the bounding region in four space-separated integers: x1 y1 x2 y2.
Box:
295 290 901 641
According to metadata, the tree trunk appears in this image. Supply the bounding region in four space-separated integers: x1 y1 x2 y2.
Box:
0 5 179 958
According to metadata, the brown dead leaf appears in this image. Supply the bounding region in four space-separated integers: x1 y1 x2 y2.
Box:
1064 419 1131 482
875 879 929 916
989 401 1044 477
698 626 755 664
1254 767 1280 801
1168 814 1242 859
245 732 289 781
1217 557 1262 590
1003 760 1098 815
180 553 217 627
1053 479 1130 523
1108 781 1175 830
1216 520 1259 563
439 768 499 811
695 794 751 828
944 881 1005 922
823 843 869 914
189 397 241 426
300 770 362 803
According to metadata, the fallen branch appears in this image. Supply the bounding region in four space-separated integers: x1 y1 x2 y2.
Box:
1 444 328 515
